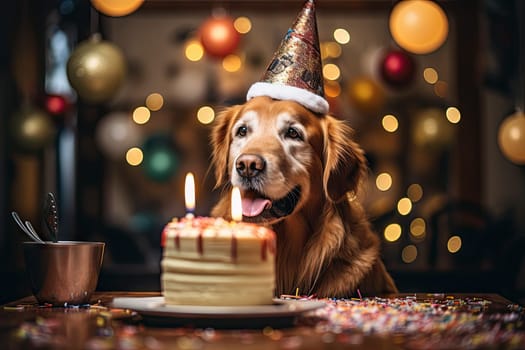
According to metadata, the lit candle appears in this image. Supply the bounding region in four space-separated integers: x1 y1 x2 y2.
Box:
185 172 195 218
231 186 242 222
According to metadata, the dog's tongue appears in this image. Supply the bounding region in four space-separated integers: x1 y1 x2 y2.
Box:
241 196 272 217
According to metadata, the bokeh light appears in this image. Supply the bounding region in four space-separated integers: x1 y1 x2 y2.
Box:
447 235 462 253
382 114 399 132
401 245 418 263
423 67 438 84
323 63 340 81
126 147 143 166
185 39 204 62
197 106 215 124
324 80 341 98
347 77 385 115
434 80 448 98
407 183 423 202
234 16 252 34
333 28 350 44
410 218 426 238
145 93 164 111
222 54 242 72
397 197 412 216
321 42 342 59
133 106 151 124
376 172 393 191
446 106 461 124
384 223 402 242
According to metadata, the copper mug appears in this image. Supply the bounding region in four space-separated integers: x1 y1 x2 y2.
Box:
23 241 105 305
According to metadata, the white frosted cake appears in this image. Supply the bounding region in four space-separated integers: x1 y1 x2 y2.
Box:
161 216 276 306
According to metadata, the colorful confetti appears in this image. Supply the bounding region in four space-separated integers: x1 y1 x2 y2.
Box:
295 295 525 349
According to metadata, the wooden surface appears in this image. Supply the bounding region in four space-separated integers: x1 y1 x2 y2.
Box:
0 291 522 350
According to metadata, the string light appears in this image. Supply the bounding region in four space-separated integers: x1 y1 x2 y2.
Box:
397 197 412 216
410 218 426 238
197 106 215 124
382 114 399 132
401 245 418 263
407 184 423 202
447 235 462 253
434 81 448 98
185 39 204 62
333 28 350 44
323 63 340 81
384 223 402 242
324 80 341 98
234 16 252 34
222 54 242 72
376 172 393 191
145 93 164 111
446 107 461 124
126 147 143 166
133 106 150 124
423 67 438 84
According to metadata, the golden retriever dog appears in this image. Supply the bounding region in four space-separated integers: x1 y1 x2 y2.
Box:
210 96 398 298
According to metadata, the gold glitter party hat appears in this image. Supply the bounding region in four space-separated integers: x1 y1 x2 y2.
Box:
246 0 329 114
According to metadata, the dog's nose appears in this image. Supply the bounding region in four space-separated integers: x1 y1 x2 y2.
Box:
236 154 265 178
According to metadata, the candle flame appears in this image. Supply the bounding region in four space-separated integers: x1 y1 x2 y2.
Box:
231 186 242 222
185 172 195 214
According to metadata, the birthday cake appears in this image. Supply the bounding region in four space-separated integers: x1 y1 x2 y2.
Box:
161 216 276 306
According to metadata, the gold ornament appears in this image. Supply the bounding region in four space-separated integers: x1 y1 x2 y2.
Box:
67 35 126 103
199 16 240 59
389 0 449 54
498 111 525 165
91 0 144 17
411 108 455 150
11 106 56 152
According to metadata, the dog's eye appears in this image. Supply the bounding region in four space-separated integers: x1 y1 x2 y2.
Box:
285 127 302 140
236 126 248 137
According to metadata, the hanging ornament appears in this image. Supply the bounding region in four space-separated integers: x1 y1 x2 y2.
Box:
142 134 179 182
389 0 449 54
170 67 209 106
380 49 416 88
91 0 144 17
347 76 385 115
67 34 126 103
10 106 56 152
498 110 525 165
199 16 241 59
44 94 70 116
95 111 143 160
361 46 386 79
129 211 160 235
411 108 455 151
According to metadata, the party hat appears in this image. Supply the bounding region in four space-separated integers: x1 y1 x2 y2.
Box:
246 0 329 114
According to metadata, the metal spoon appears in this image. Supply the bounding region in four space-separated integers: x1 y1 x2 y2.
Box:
11 211 44 243
25 221 45 244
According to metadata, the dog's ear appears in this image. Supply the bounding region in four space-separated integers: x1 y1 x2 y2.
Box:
322 115 367 203
210 105 242 188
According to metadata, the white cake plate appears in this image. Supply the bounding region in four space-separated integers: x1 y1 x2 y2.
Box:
111 296 325 328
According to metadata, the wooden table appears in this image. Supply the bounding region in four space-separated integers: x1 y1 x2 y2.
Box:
1 291 523 350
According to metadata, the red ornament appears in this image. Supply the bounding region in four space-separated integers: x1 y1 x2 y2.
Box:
380 49 416 88
44 94 70 116
199 16 241 58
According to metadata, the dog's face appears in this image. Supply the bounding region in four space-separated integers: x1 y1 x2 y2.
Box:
211 96 366 225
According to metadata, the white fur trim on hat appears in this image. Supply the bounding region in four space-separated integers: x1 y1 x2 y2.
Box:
246 82 329 115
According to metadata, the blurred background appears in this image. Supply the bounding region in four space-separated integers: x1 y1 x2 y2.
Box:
1 0 524 305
